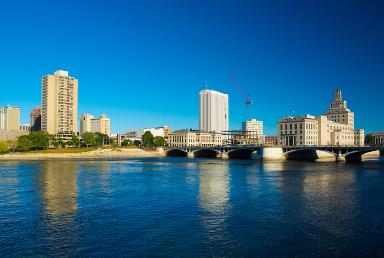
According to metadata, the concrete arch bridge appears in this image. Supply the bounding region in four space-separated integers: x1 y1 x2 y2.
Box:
164 146 262 159
163 145 383 162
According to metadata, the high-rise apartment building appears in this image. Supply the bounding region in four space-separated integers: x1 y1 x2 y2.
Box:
41 70 78 135
0 105 20 131
80 114 110 136
199 89 228 133
30 106 41 132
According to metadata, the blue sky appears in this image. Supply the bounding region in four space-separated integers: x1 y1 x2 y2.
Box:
0 0 383 134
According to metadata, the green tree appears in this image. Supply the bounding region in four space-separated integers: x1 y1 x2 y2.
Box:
82 132 96 147
7 140 17 153
109 138 115 146
365 134 375 145
142 131 154 147
122 139 133 146
153 136 167 147
68 134 80 147
29 131 50 150
0 141 9 154
133 140 142 147
51 135 65 148
17 135 32 151
95 132 107 146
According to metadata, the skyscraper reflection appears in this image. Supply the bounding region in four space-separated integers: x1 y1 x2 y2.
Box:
198 161 230 214
39 161 78 219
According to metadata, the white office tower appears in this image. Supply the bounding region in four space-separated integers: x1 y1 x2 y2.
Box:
199 89 229 133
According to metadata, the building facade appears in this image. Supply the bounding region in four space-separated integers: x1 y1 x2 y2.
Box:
277 89 364 147
0 105 20 131
241 118 264 143
199 89 229 133
264 136 278 146
354 129 365 146
372 132 384 146
125 126 170 141
41 70 78 135
80 114 94 135
20 124 31 131
80 114 110 136
30 106 41 132
168 130 222 147
91 115 111 136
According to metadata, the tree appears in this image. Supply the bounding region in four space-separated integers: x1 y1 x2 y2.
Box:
82 132 96 147
0 141 9 154
7 140 17 153
95 132 107 146
365 134 375 146
122 139 133 146
68 134 80 147
133 140 142 147
51 135 65 148
142 131 154 147
153 136 167 147
29 131 49 150
109 138 115 146
17 135 32 152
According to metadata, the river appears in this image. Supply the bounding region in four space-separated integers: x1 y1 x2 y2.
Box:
1 157 383 257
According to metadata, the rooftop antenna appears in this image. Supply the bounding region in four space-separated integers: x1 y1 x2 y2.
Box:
204 80 208 90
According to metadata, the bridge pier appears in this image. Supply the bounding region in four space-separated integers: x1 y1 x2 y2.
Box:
220 152 229 160
335 153 345 162
187 151 194 158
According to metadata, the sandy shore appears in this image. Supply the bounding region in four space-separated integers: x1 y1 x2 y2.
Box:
0 148 165 160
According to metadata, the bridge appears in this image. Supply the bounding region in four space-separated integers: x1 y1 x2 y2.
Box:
163 145 384 162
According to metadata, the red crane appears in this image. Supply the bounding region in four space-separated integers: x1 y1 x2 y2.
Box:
230 76 252 121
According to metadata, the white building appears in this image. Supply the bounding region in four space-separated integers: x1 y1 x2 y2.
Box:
0 105 20 131
242 119 264 143
126 126 170 141
168 130 222 147
199 89 228 133
20 124 31 131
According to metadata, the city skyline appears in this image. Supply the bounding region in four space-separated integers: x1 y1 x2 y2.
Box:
1 1 383 134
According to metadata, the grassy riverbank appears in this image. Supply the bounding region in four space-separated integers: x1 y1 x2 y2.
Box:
0 147 164 160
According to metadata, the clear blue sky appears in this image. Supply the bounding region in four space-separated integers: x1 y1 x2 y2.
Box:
0 0 383 134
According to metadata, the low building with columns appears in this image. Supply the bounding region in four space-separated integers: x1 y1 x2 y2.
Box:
167 130 222 147
372 132 384 145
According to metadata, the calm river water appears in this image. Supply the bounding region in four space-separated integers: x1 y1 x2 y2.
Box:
0 157 383 257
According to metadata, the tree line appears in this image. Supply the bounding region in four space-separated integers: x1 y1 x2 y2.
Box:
121 131 167 147
0 130 167 154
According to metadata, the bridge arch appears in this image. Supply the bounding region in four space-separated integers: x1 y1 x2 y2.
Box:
284 148 336 161
344 149 377 162
228 148 257 159
166 149 188 157
193 148 220 158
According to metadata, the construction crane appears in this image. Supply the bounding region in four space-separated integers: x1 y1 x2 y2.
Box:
230 76 252 121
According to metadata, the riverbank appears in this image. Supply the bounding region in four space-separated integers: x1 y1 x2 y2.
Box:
0 148 165 160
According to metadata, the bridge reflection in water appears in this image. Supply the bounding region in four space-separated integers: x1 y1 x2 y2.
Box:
164 145 383 162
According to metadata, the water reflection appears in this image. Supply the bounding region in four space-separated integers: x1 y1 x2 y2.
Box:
198 161 230 214
39 161 78 220
197 160 231 252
